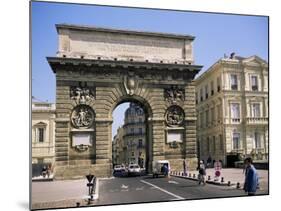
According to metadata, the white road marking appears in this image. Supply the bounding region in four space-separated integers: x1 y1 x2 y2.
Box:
121 184 128 189
140 180 184 200
136 187 144 191
168 180 179 184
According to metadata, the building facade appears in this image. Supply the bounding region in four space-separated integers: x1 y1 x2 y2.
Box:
195 55 268 167
32 102 56 176
123 103 146 167
112 127 125 166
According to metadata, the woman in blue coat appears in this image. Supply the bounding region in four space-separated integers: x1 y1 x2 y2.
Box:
243 157 259 196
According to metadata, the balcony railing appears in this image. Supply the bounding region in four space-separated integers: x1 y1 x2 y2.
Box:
230 148 244 154
231 118 241 123
123 132 145 137
251 148 265 154
246 117 268 124
123 122 145 127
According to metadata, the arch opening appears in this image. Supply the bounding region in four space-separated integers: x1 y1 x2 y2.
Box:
111 96 153 176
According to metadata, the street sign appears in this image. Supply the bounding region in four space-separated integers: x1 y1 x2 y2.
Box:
86 174 94 183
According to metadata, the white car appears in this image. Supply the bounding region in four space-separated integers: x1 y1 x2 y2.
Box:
128 164 141 176
113 165 125 173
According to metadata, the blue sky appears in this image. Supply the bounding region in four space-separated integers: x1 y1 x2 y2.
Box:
31 1 268 136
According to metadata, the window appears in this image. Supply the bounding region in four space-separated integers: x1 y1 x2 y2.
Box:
252 103 261 117
231 74 238 90
131 151 135 157
139 118 142 123
139 151 142 156
217 77 221 92
217 104 221 123
205 85 209 99
200 112 204 128
207 137 210 152
195 92 198 104
130 128 134 134
219 134 223 151
38 128 44 142
254 132 261 149
251 75 258 91
138 139 143 147
211 81 214 95
211 107 215 124
200 88 203 101
205 110 209 126
232 132 240 150
231 103 240 120
213 136 216 152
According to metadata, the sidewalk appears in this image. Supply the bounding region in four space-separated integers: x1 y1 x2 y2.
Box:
171 168 268 190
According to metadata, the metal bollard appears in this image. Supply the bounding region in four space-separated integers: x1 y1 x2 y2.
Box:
76 202 80 207
236 182 240 189
189 173 191 177
208 175 211 181
193 174 196 178
227 181 231 186
221 177 224 183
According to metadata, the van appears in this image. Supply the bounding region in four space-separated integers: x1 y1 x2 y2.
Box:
152 160 170 178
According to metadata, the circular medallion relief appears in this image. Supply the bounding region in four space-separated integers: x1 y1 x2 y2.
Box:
71 105 94 129
165 105 184 127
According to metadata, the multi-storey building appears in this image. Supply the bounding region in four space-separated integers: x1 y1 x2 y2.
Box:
195 55 268 167
32 102 56 176
112 127 124 166
122 103 146 168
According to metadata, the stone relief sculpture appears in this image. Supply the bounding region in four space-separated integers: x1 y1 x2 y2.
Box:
71 105 94 128
70 85 95 104
124 72 138 95
164 86 185 104
165 105 185 127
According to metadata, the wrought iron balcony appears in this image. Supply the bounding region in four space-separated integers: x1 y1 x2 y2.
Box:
123 132 145 138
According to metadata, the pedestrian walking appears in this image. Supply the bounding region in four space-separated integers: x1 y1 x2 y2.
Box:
243 157 259 196
198 160 206 185
47 164 51 178
42 165 47 178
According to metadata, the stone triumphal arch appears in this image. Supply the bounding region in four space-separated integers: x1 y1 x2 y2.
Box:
47 24 202 179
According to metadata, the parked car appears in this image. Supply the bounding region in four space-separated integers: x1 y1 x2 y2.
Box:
128 164 141 176
113 165 126 173
152 160 170 178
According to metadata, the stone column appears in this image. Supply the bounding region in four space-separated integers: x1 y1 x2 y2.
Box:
151 120 165 161
95 119 113 177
